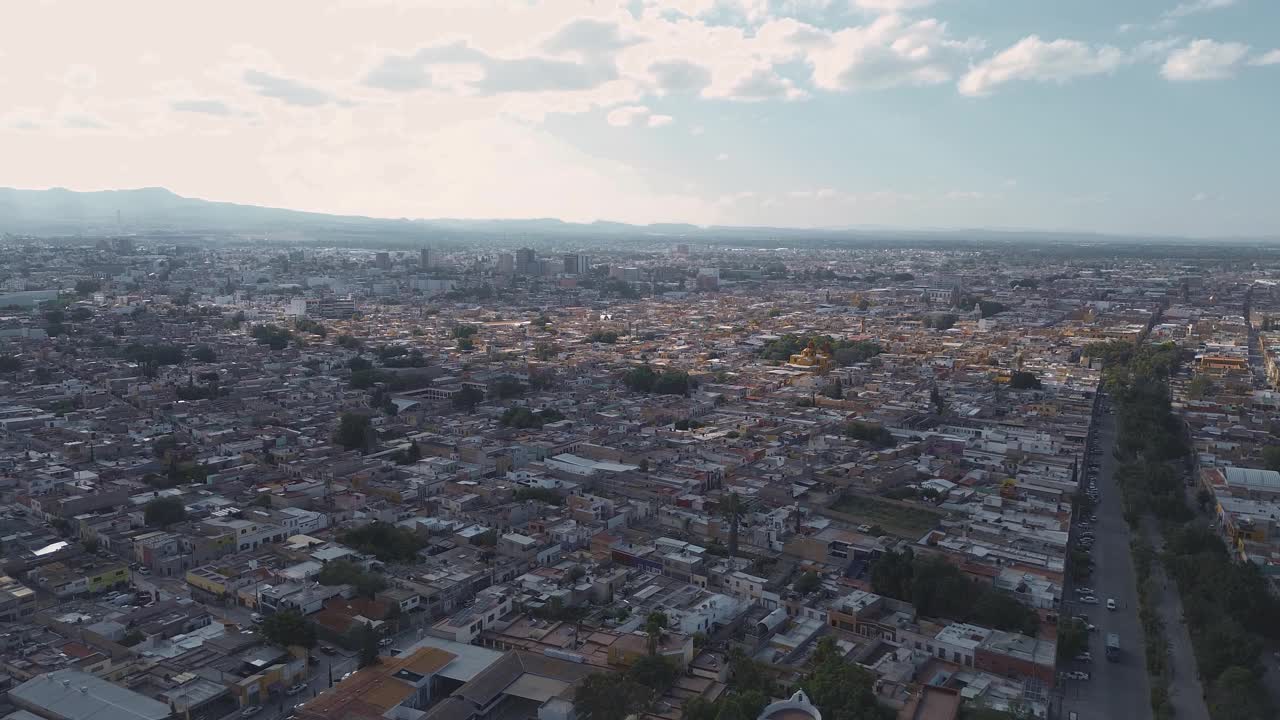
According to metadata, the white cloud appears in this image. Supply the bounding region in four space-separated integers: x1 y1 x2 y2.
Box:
808 15 983 91
605 104 672 128
1161 39 1249 80
717 152 730 161
606 105 650 127
852 0 935 11
244 69 335 106
171 99 235 116
1250 49 1280 66
959 36 1127 97
1165 0 1236 19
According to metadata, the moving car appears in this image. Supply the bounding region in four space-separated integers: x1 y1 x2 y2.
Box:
1107 598 1117 610
1076 587 1094 595
1080 596 1098 604
1074 652 1092 663
286 683 307 696
241 706 262 718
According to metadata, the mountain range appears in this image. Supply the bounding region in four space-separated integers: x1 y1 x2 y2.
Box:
0 186 1267 248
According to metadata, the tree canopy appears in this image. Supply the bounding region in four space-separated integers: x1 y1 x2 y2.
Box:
259 610 317 649
339 521 426 563
144 496 186 527
870 550 1039 635
334 412 374 452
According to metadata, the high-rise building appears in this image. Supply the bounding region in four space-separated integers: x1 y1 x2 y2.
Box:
420 247 435 269
516 248 536 275
374 252 391 270
497 253 514 275
563 254 591 275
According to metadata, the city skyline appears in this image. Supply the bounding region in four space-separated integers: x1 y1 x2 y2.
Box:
2 0 1278 237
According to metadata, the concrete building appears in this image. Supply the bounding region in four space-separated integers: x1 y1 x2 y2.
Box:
8 669 172 720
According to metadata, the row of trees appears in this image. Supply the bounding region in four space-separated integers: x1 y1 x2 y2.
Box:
845 421 895 448
500 406 564 429
758 335 883 367
1105 340 1277 720
339 521 427 563
623 365 693 396
870 549 1040 635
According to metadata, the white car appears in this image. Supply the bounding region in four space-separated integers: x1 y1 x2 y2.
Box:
1080 596 1098 604
241 707 262 718
1076 587 1094 595
1074 653 1092 663
286 684 307 697
1107 598 1117 610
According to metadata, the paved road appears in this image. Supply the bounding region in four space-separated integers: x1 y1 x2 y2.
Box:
1059 400 1152 720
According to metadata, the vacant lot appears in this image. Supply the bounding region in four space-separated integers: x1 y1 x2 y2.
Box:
827 493 945 538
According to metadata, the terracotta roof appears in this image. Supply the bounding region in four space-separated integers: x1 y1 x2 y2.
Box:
298 647 457 720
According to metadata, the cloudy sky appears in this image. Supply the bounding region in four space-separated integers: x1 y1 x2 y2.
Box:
2 0 1277 236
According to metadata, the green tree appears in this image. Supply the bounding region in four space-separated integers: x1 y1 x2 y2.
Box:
317 559 387 598
347 356 373 372
339 522 427 563
0 356 20 373
1188 375 1215 400
334 412 374 452
1009 371 1042 390
259 610 317 649
144 496 186 527
574 673 650 720
1262 446 1280 472
357 623 381 668
645 611 668 656
75 279 101 295
724 493 742 559
192 345 217 363
630 655 679 691
453 386 484 411
801 638 894 720
1056 618 1089 660
795 571 822 594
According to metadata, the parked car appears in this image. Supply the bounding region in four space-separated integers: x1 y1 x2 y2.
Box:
320 645 338 655
1076 587 1094 595
378 637 394 647
250 613 263 623
1107 598 1117 610
1074 653 1092 663
1081 596 1098 604
286 684 307 696
241 706 262 718
1067 671 1091 681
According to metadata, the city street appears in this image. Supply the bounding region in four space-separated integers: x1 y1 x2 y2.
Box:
1059 402 1152 720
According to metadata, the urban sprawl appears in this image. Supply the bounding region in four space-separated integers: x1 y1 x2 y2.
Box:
0 238 1277 720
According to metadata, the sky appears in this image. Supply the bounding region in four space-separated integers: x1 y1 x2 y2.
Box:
1 0 1278 237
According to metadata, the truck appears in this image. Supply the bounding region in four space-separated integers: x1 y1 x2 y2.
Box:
1105 632 1121 661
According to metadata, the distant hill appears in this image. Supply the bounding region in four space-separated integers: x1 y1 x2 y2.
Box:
0 186 1268 247
0 186 406 236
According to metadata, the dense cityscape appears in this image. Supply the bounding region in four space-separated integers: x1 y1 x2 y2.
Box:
0 231 1277 720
